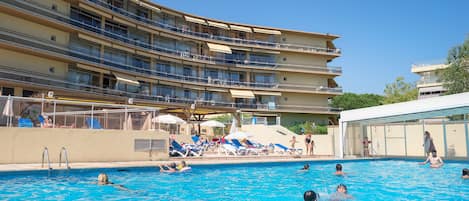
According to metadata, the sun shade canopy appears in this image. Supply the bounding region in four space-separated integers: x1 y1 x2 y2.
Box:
229 25 252 33
207 21 229 29
253 28 282 35
113 72 140 86
230 89 255 99
184 16 207 25
207 43 232 54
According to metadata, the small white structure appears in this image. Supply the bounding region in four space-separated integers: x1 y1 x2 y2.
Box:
152 114 186 124
338 92 469 158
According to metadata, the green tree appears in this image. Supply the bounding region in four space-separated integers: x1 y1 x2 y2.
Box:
441 37 469 94
382 76 418 104
331 93 383 110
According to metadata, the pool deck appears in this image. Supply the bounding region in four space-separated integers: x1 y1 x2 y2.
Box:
0 154 367 172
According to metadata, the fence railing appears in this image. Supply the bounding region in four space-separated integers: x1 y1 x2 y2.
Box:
0 65 342 113
0 95 157 130
86 0 341 55
2 0 342 75
0 24 341 93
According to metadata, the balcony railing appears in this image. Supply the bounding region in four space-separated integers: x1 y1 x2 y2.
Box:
0 25 342 94
1 0 342 75
0 65 341 113
86 0 341 55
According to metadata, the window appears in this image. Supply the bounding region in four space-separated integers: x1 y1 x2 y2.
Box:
22 90 35 97
136 9 148 19
204 91 213 100
105 20 128 37
184 90 191 99
1 87 14 96
106 0 123 8
183 67 192 77
70 7 101 29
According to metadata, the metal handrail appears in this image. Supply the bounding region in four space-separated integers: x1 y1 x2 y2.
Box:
41 147 52 170
2 0 342 73
87 0 341 54
0 27 342 93
0 66 342 112
59 147 70 169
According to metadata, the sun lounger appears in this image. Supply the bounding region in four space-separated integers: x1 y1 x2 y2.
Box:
221 144 239 156
231 139 263 155
170 140 190 157
274 143 303 155
86 117 102 129
18 118 33 128
170 140 203 157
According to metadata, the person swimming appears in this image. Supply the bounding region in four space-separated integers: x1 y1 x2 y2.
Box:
329 184 353 201
462 168 469 179
303 190 318 201
176 161 192 172
419 150 444 168
159 162 178 173
97 173 128 190
300 164 310 171
334 164 346 176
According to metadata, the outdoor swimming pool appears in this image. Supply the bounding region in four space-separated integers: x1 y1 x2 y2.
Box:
0 159 467 200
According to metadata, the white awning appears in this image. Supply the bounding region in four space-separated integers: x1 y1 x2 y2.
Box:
139 1 161 12
253 28 282 35
184 16 207 25
207 21 229 29
230 89 255 99
253 91 282 96
207 43 232 54
230 25 252 33
113 72 140 86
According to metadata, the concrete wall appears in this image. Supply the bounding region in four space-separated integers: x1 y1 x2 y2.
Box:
278 72 328 86
345 122 468 158
0 13 70 47
26 0 71 16
0 49 68 79
281 32 327 48
279 93 330 107
0 128 169 164
278 52 327 66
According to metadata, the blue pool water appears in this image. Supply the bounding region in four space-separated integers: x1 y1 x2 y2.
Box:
0 159 468 200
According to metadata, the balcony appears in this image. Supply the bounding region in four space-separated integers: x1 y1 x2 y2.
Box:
85 0 341 55
0 65 341 114
0 26 342 94
1 0 342 75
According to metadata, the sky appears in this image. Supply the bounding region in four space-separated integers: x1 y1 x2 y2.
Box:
153 0 469 94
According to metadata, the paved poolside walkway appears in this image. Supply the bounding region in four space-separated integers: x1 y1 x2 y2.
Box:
0 154 362 172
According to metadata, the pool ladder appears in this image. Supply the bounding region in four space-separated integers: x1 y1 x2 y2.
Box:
59 147 70 170
41 147 52 170
42 147 71 171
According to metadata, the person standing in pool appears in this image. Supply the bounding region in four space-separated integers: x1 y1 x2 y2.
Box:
329 184 353 201
334 164 346 176
303 190 318 201
419 150 444 168
423 131 436 157
462 168 469 179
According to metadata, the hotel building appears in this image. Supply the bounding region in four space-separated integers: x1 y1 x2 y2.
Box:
411 64 448 99
0 0 342 127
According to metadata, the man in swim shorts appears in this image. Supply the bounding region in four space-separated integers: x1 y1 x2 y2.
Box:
419 150 444 168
